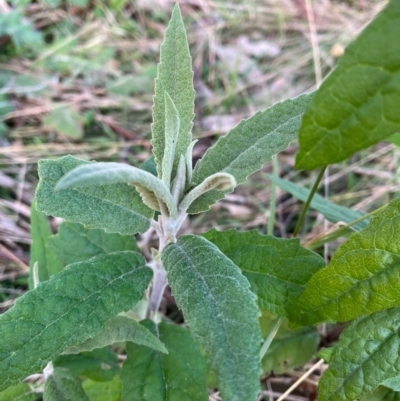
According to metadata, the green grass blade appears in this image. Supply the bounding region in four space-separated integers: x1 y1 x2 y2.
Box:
36 156 153 235
162 235 262 401
0 251 152 391
296 2 400 170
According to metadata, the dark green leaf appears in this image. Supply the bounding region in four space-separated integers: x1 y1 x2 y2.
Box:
0 251 152 391
268 174 369 230
318 308 400 401
64 316 168 354
54 348 119 382
121 320 208 401
189 93 313 213
203 229 325 317
36 155 153 235
48 222 139 266
296 2 400 169
293 199 400 325
162 235 262 401
29 200 63 288
44 367 89 401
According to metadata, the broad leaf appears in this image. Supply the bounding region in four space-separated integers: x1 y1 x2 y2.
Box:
361 387 400 401
151 4 195 178
296 2 400 170
162 235 262 401
292 199 400 325
259 313 319 374
318 308 400 401
44 367 89 401
0 251 152 391
202 229 325 317
82 377 122 401
54 348 120 382
121 320 208 401
43 104 84 139
55 161 177 216
189 92 313 213
64 316 168 354
29 200 62 288
36 155 153 235
0 383 35 401
48 222 139 266
268 174 369 230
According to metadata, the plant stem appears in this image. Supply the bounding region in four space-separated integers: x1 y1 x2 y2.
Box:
293 166 327 238
259 316 283 360
267 155 278 236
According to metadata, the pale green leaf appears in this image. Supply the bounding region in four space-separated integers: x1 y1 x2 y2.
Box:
55 161 177 216
361 387 400 401
29 200 63 288
54 348 120 382
172 154 186 206
162 92 180 188
292 199 400 325
151 4 195 178
82 377 122 401
36 155 153 235
179 173 236 212
121 320 208 401
268 174 369 230
0 383 35 401
0 251 152 391
185 139 198 186
44 367 89 401
48 221 139 266
202 229 325 317
189 92 313 213
162 235 262 401
382 377 400 392
259 313 319 374
318 308 400 401
43 105 84 139
296 2 400 170
64 316 168 354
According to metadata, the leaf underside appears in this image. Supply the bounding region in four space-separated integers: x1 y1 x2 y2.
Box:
36 155 153 235
162 235 262 401
319 308 400 401
203 229 325 317
151 4 195 178
189 92 314 213
0 251 152 391
121 320 208 401
292 198 400 325
296 1 400 170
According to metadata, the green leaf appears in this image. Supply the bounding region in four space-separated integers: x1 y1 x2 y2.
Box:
202 229 325 317
82 377 122 401
64 316 168 354
54 348 120 382
259 313 319 374
189 92 313 213
55 161 177 216
47 222 139 266
162 92 180 188
43 105 84 139
151 4 195 179
44 367 89 401
162 235 262 401
0 383 36 401
121 320 208 401
268 174 369 230
361 387 400 401
292 199 400 325
0 251 152 391
296 2 400 170
140 155 158 177
29 200 63 288
36 155 153 235
318 308 400 401
382 377 400 393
